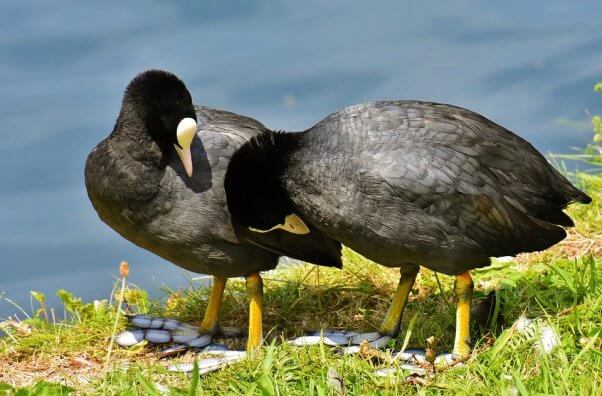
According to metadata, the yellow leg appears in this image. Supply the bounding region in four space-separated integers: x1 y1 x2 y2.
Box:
199 276 227 334
245 272 263 352
453 271 474 358
379 264 419 336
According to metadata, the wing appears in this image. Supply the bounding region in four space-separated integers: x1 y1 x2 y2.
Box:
313 101 589 217
181 106 269 192
304 101 572 259
189 106 343 267
376 145 566 257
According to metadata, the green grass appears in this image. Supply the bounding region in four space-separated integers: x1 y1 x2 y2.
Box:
1 173 600 395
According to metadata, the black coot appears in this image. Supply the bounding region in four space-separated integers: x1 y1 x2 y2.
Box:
85 70 341 351
225 101 591 357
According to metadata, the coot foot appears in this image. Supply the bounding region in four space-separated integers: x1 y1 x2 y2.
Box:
288 330 392 350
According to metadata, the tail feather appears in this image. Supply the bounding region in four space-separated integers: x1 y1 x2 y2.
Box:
533 208 574 227
517 215 567 254
528 167 592 227
567 188 592 205
548 166 592 206
479 194 568 258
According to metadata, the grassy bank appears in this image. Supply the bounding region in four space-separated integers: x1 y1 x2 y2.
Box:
1 173 600 395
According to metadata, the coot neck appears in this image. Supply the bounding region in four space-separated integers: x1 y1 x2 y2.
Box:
253 130 304 176
224 130 305 229
109 96 169 170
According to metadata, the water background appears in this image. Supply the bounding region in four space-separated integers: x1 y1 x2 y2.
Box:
1 1 601 319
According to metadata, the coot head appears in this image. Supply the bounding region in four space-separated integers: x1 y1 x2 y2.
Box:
225 136 310 235
123 69 198 176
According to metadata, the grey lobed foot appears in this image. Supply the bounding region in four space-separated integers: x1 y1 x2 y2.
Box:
157 341 228 359
167 350 247 374
289 330 391 350
144 329 172 344
374 350 461 378
115 329 146 347
115 317 461 377
115 314 225 357
392 349 458 366
215 326 245 337
375 365 427 377
349 332 381 344
116 314 247 364
392 348 427 364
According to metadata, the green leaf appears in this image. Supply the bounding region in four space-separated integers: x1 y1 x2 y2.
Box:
56 289 83 314
188 359 199 396
0 383 14 391
16 381 77 395
501 278 518 289
587 256 599 292
257 374 275 396
136 374 161 396
30 291 46 304
547 264 576 295
490 328 514 358
55 289 96 320
512 371 530 396
399 312 418 353
262 341 276 374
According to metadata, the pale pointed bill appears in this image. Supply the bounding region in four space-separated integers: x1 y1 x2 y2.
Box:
249 213 310 235
174 117 197 177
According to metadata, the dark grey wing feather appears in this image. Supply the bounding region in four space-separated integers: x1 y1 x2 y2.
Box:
194 106 343 267
302 101 578 262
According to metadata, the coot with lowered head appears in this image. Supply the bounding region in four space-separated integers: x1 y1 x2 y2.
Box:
225 101 591 358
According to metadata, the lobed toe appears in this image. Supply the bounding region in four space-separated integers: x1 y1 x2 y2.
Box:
115 329 146 347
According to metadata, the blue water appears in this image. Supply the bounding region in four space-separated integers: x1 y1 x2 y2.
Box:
1 1 601 319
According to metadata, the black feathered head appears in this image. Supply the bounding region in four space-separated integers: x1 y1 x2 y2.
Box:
225 132 310 235
123 70 198 176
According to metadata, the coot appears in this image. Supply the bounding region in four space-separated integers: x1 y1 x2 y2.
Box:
85 70 341 351
225 101 591 357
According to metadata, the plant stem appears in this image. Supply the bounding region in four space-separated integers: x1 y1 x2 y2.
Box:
105 274 126 370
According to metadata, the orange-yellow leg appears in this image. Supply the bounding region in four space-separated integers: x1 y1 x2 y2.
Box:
200 276 227 334
379 264 419 336
453 271 474 358
245 272 263 352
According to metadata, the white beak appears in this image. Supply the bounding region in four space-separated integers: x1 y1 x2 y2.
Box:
249 213 310 235
174 117 197 177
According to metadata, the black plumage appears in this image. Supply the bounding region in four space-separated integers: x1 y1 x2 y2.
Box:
225 101 591 275
85 70 342 280
471 291 504 331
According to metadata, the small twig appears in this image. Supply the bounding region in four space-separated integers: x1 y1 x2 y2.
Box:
433 273 455 317
105 261 129 370
317 267 323 311
3 331 18 344
3 298 31 320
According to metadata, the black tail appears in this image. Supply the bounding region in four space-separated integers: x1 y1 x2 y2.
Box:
561 186 592 206
549 166 592 206
532 167 591 226
478 194 568 258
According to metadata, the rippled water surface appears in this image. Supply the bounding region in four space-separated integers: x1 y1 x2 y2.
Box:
1 1 601 318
